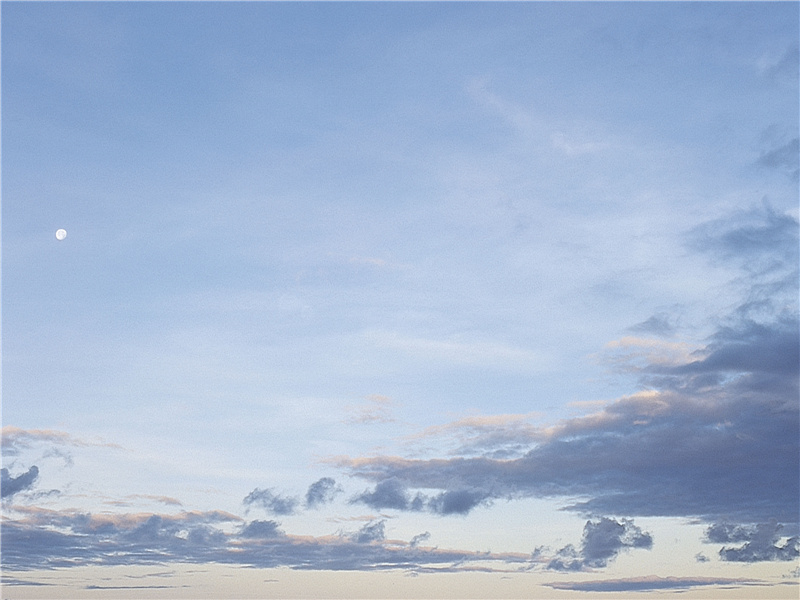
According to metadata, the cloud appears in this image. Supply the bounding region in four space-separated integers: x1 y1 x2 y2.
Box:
337 207 799 530
688 202 798 281
346 395 396 424
364 330 547 372
1 426 121 456
410 532 430 548
628 312 678 336
351 479 488 516
544 575 762 593
428 489 491 516
352 520 385 544
706 521 800 562
409 413 541 459
1 466 40 499
547 518 652 571
239 520 284 539
757 138 799 180
1 506 534 574
352 478 422 512
305 477 341 509
243 488 299 516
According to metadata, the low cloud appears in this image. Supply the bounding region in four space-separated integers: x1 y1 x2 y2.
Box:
351 479 488 516
706 521 799 562
547 518 652 571
240 520 284 539
1 507 533 574
545 575 762 593
243 488 299 516
1 466 39 499
305 477 342 509
352 520 385 544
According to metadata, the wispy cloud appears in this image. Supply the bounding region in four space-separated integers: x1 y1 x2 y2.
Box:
364 331 548 372
243 488 299 516
1 426 122 457
345 395 397 425
544 575 763 593
1 506 535 574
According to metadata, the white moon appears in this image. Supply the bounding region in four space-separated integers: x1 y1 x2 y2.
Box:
55 228 67 241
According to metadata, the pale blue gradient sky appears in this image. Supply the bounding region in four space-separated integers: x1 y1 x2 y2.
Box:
2 2 798 598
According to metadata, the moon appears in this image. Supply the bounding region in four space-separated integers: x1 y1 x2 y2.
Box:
55 228 67 241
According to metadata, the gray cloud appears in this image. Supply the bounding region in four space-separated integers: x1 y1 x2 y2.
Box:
305 477 341 509
706 521 799 562
352 520 385 544
544 576 762 593
352 478 422 512
547 518 652 571
428 489 491 515
1 507 533 574
338 208 799 531
243 488 299 516
1 466 39 499
757 138 799 180
410 532 430 548
351 479 489 516
239 520 284 539
628 312 678 336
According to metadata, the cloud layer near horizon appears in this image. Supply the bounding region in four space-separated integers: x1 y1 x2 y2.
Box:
337 205 799 532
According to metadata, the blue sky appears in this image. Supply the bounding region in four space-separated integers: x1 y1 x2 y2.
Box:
2 2 798 598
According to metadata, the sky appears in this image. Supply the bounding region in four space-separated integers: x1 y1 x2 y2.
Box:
1 2 798 598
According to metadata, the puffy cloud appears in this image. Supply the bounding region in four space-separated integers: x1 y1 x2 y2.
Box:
305 477 341 509
428 489 491 515
547 518 652 571
243 488 299 516
1 466 39 499
706 521 800 562
352 478 420 512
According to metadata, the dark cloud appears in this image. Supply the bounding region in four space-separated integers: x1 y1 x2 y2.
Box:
547 518 652 571
428 489 490 515
338 207 799 529
352 479 488 516
544 576 762 593
243 488 299 516
352 478 417 511
1 466 39 499
0 507 533 574
706 521 799 562
239 520 284 539
305 477 341 509
352 520 385 544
